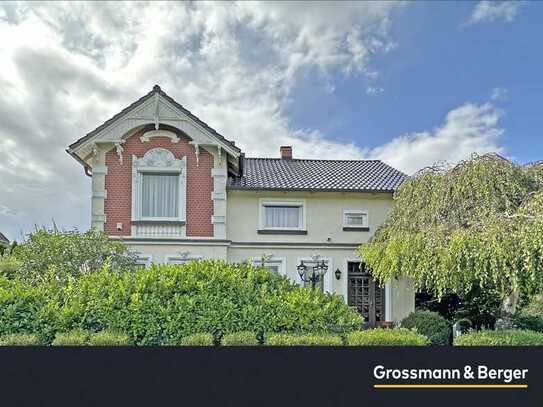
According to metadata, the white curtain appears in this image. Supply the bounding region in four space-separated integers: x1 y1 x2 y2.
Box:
264 206 300 228
141 173 179 218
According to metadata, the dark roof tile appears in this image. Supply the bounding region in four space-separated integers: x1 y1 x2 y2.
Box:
228 158 407 192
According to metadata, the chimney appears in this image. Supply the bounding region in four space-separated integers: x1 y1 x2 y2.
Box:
280 146 292 159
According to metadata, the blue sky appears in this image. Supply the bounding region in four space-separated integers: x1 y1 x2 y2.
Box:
0 1 541 240
288 1 541 164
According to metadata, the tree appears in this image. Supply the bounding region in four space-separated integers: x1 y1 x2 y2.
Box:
360 154 543 324
9 228 137 284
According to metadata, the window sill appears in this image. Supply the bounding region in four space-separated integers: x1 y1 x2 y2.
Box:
343 226 370 232
257 229 307 235
132 220 186 226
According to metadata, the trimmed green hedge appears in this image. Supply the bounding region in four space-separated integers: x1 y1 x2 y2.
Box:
89 330 131 346
179 333 215 346
0 333 41 346
401 311 450 345
0 261 361 345
265 333 342 346
52 330 90 346
454 330 543 346
346 328 429 346
221 331 259 346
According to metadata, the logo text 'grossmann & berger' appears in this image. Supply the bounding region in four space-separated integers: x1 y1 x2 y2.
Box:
373 365 529 388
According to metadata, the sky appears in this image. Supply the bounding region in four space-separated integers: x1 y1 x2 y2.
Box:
0 1 541 241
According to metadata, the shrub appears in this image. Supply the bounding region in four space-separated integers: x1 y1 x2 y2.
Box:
89 330 131 346
0 333 41 346
513 314 543 332
0 255 22 279
52 330 90 346
401 311 450 345
265 333 342 346
0 261 361 345
11 228 137 284
346 328 429 346
179 333 215 346
455 330 543 346
221 331 259 346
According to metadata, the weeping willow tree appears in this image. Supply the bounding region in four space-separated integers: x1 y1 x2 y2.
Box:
360 154 543 322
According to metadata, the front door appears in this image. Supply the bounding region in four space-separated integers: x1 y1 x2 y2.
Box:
347 261 385 327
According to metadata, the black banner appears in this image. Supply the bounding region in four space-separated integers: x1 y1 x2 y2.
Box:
0 347 541 406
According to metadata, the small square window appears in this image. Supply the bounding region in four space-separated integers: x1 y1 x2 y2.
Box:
343 210 368 228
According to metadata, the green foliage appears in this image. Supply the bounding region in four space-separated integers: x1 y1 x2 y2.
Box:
0 333 42 346
401 311 450 345
11 228 137 284
360 154 543 301
0 261 360 346
455 330 543 346
513 294 543 332
0 255 23 279
346 328 429 346
417 285 502 330
89 330 131 346
179 333 215 346
221 331 259 346
52 330 91 346
265 332 342 346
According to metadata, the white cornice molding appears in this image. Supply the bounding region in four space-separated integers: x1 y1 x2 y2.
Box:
140 129 179 144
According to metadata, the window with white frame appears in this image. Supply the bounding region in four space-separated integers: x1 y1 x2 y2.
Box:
132 148 186 222
343 210 369 228
260 200 305 230
165 254 203 265
252 256 286 275
135 254 152 268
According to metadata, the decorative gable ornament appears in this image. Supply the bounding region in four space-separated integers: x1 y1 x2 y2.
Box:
133 148 184 170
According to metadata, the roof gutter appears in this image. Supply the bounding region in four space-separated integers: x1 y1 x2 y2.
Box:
66 149 92 177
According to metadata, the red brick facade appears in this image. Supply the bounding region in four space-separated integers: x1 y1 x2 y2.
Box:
104 127 214 237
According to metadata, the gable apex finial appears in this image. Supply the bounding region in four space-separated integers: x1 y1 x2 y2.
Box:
153 84 161 92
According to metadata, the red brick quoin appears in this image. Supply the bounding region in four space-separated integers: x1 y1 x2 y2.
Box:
104 126 214 237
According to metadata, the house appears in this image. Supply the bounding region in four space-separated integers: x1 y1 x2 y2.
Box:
67 85 414 326
0 232 9 252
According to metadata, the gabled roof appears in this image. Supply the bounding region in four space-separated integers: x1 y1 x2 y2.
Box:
0 232 9 246
67 85 240 161
228 157 407 192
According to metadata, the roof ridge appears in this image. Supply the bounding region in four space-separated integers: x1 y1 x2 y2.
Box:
244 157 382 163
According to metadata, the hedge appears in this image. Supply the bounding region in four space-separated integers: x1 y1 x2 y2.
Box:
89 330 131 346
346 328 429 346
52 330 90 346
0 261 361 345
221 331 259 346
0 333 41 346
265 333 343 346
179 333 215 346
401 311 450 345
454 330 543 346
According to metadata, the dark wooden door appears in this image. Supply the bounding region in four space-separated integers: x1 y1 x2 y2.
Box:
347 262 385 327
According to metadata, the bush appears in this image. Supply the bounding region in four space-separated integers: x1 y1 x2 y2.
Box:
401 311 450 345
265 333 342 346
11 229 137 284
513 314 543 332
221 331 259 346
89 330 131 346
455 329 543 346
346 328 429 346
179 333 215 346
0 333 41 346
0 261 361 345
52 330 90 346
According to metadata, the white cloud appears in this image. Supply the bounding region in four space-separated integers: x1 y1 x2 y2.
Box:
490 87 508 102
469 1 523 24
369 102 505 174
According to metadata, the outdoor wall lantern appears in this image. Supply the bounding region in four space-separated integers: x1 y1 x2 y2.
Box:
297 260 328 289
334 268 341 280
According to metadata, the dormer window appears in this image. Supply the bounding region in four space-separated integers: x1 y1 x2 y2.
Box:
132 148 186 223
